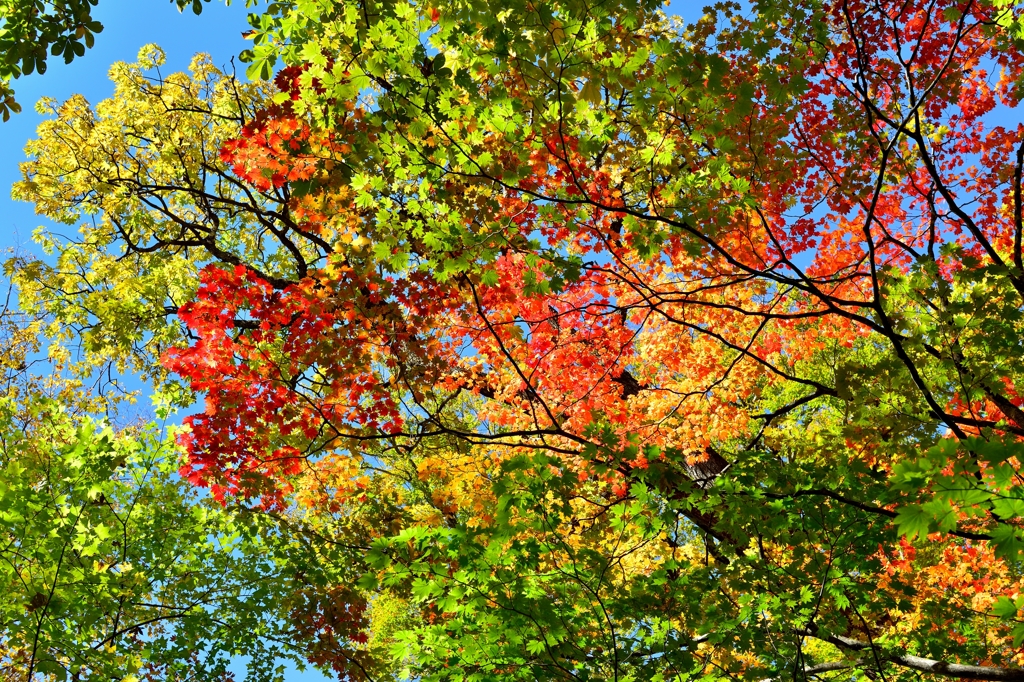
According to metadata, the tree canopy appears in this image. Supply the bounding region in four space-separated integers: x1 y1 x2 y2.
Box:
5 0 1024 679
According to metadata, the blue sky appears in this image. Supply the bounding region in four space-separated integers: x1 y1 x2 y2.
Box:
0 1 702 680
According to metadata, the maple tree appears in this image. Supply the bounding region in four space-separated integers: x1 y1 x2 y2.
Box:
0 290 367 681
8 0 1024 678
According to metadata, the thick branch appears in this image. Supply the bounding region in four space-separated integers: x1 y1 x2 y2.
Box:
799 630 1024 681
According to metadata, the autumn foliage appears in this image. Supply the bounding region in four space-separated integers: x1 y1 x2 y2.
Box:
9 0 1024 679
